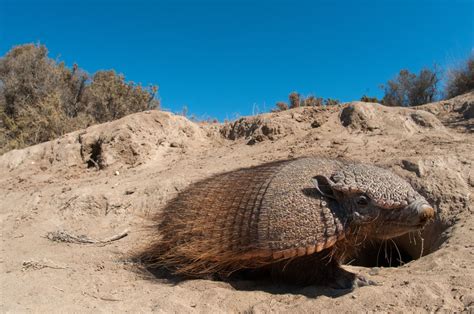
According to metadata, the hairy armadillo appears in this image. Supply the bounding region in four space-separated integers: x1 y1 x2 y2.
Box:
139 157 434 289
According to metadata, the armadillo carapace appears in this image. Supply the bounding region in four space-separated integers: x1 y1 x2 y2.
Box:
141 157 434 288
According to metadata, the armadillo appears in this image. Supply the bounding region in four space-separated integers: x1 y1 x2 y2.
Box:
139 157 434 289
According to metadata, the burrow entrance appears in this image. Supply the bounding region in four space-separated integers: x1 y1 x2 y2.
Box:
86 138 105 169
348 221 448 268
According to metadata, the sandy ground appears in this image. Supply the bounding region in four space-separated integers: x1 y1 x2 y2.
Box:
1 93 473 313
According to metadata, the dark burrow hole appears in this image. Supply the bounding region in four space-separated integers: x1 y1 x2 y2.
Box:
87 138 104 169
349 239 415 267
348 221 448 268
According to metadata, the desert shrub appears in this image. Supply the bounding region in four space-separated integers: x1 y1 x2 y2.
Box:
382 68 440 106
302 95 323 107
289 92 301 109
360 95 381 103
0 44 63 118
324 98 340 106
60 63 89 118
83 70 158 123
445 55 474 98
273 92 338 111
15 93 70 146
0 43 159 153
273 101 289 112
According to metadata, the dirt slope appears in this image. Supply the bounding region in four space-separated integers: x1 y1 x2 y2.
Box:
1 93 473 312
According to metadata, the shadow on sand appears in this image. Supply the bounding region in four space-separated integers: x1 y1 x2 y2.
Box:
140 265 355 298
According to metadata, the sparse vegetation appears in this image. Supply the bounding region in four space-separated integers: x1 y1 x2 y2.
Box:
1 43 472 155
0 43 159 153
382 68 440 107
302 95 324 107
360 95 381 103
84 70 158 123
274 101 289 111
324 98 340 107
273 92 339 112
445 55 474 98
289 92 301 109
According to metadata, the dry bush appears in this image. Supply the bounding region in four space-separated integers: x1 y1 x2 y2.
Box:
0 44 63 118
360 95 381 103
84 70 158 123
272 101 289 112
273 92 338 112
382 68 440 106
445 55 474 99
324 98 340 106
302 95 323 107
0 43 159 153
289 92 300 109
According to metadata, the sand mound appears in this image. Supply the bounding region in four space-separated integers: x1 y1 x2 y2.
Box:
0 110 209 173
220 106 338 145
1 93 473 312
339 101 446 134
418 92 474 132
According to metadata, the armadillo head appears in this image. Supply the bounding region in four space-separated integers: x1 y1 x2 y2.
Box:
313 162 434 240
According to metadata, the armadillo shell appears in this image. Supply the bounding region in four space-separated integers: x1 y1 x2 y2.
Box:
149 158 347 276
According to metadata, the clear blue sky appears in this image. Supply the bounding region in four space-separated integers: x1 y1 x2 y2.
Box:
1 0 473 120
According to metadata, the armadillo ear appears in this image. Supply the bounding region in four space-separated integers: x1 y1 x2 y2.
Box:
313 175 336 199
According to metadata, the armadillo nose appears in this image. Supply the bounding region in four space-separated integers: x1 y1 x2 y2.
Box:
418 204 435 225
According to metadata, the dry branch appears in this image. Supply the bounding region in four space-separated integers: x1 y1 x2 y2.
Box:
46 229 129 245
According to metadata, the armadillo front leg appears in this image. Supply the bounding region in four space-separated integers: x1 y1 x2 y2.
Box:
265 252 377 289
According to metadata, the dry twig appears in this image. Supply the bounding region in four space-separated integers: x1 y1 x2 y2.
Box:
46 229 128 245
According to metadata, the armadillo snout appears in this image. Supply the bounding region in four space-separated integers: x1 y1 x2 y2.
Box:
418 204 435 225
403 199 435 228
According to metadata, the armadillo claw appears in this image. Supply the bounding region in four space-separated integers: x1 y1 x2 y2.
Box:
353 275 379 288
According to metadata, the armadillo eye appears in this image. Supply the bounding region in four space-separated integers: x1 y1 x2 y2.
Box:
356 195 369 206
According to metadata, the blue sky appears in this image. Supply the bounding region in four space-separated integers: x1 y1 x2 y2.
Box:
1 0 473 120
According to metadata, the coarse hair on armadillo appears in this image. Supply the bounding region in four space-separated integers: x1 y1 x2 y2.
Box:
138 158 352 277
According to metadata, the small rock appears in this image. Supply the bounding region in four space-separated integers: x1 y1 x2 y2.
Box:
468 174 474 187
401 159 423 177
311 120 321 128
247 139 257 145
461 294 474 307
114 171 120 176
